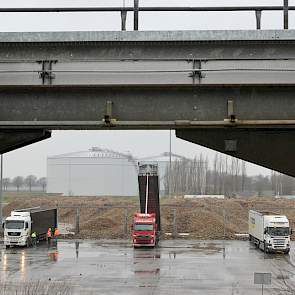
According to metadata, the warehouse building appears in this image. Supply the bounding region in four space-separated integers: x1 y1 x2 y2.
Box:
47 148 185 197
47 147 138 196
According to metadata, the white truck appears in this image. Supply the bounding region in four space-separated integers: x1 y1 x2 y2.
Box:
249 210 291 254
3 207 57 248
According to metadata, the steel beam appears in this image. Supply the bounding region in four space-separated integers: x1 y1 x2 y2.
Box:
0 86 294 129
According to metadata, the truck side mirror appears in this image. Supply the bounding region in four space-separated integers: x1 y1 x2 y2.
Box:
291 229 293 235
264 229 267 234
25 222 29 229
2 222 4 229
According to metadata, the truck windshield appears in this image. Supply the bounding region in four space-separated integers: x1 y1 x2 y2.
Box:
5 220 24 229
267 227 290 236
134 224 154 231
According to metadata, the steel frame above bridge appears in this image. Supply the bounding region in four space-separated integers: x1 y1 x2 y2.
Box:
0 1 292 30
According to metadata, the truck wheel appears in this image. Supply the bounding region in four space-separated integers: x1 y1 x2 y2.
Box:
5 245 9 249
285 249 290 255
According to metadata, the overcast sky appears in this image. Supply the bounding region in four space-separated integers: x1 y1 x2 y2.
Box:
1 0 293 178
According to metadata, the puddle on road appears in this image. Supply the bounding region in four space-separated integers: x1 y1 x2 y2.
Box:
277 274 291 280
192 243 222 254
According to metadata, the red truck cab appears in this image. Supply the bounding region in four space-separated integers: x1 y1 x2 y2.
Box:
132 213 157 247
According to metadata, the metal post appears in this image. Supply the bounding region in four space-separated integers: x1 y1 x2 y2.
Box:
75 207 80 234
121 0 127 31
134 0 139 31
172 209 177 238
223 208 226 239
124 208 128 237
121 11 127 31
284 0 289 29
0 154 3 232
255 10 262 30
169 129 172 197
145 174 149 214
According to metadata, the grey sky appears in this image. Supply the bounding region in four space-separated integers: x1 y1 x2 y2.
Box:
0 0 291 177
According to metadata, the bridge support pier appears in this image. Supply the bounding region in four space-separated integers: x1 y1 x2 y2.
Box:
176 128 295 177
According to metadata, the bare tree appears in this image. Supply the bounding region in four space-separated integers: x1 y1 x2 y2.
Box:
2 177 10 191
12 176 24 192
25 175 37 192
38 177 47 192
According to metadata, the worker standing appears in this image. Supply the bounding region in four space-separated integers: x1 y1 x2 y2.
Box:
53 228 59 244
47 228 52 245
31 232 37 247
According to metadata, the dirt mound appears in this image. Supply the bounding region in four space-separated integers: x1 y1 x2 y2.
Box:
4 195 295 240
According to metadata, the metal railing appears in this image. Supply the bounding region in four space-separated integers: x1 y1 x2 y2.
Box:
0 1 293 31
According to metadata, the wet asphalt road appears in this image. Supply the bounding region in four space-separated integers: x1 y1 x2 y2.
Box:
1 240 295 294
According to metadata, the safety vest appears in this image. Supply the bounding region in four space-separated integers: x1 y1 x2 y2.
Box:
31 232 36 238
54 228 59 237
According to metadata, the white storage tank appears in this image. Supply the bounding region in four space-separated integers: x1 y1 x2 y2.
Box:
47 147 138 196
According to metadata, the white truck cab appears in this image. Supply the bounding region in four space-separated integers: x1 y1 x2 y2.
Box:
249 210 291 254
4 211 31 247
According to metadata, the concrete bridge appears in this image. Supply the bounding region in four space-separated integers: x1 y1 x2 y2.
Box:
1 4 295 176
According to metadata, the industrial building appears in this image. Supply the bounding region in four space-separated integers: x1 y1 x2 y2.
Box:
47 148 185 197
47 147 138 196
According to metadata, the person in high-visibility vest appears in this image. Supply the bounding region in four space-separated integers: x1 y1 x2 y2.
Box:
53 228 59 243
47 228 52 245
31 232 37 247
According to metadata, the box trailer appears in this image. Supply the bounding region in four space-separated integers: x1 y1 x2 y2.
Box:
4 207 57 248
249 210 291 254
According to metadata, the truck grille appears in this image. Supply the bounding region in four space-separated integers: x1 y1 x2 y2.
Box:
7 232 21 236
273 239 285 248
137 235 151 239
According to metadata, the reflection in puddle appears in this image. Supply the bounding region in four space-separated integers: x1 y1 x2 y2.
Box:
75 241 80 260
2 253 7 272
169 252 177 259
133 250 161 277
48 250 58 262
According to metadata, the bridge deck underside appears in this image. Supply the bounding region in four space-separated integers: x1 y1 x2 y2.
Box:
0 30 295 175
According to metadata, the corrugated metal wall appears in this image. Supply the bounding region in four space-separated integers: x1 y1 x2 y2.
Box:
47 156 138 196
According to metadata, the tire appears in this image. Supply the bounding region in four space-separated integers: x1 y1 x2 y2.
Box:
285 249 290 255
5 245 9 249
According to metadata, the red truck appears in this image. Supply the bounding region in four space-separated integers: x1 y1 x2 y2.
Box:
132 213 157 247
132 163 160 248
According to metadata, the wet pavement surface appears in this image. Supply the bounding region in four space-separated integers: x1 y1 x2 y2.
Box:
1 240 295 294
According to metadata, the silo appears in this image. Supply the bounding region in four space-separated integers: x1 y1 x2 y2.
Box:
47 147 138 196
